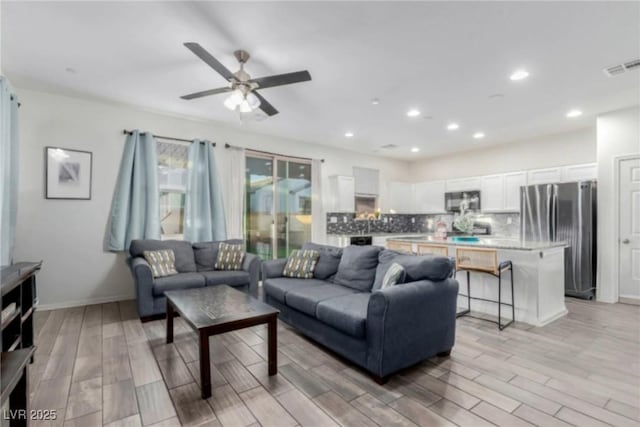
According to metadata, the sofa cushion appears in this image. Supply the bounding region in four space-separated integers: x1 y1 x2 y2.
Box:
143 250 178 278
263 278 325 304
285 284 358 317
302 243 343 280
215 242 245 271
333 245 382 292
283 249 319 279
193 239 244 271
153 272 205 296
394 254 453 282
316 293 370 338
130 239 197 273
200 270 250 287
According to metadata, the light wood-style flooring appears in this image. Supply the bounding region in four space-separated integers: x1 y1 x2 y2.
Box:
28 298 640 427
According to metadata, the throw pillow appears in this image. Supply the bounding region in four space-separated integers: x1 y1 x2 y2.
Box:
379 262 405 290
283 249 319 279
143 249 178 278
215 242 245 271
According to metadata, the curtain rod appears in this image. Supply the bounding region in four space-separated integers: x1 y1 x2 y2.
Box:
122 129 216 146
224 143 324 163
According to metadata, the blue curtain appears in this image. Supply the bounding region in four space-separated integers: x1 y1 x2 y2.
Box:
0 77 19 266
107 130 160 250
184 140 227 242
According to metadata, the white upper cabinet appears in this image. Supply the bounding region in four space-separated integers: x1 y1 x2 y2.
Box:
446 176 481 192
527 167 562 185
503 171 527 211
480 174 505 212
328 175 355 212
353 167 380 195
561 163 597 182
414 181 446 213
387 181 414 213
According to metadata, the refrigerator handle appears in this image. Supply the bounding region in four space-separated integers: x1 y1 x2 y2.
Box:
550 186 558 241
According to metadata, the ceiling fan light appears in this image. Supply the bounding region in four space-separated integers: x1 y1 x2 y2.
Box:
238 100 253 113
246 92 261 109
224 89 244 110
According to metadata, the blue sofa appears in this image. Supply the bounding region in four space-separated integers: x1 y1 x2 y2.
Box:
128 239 261 320
262 243 458 383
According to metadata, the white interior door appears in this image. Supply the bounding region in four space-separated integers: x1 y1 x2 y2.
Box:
619 157 640 303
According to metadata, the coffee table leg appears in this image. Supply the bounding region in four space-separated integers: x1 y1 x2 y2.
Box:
199 331 212 399
166 301 174 344
268 316 277 376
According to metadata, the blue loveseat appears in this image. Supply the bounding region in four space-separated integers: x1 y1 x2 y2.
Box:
262 243 458 382
128 239 260 320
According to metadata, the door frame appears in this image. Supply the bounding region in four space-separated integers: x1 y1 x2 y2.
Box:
613 153 640 303
245 150 312 259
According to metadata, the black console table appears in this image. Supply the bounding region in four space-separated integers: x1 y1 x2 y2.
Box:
1 262 41 353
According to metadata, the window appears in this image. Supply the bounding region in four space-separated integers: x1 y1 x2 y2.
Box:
157 140 188 239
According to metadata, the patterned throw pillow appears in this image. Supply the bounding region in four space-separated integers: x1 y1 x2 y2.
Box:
380 262 405 290
143 250 178 278
283 250 319 279
215 242 245 271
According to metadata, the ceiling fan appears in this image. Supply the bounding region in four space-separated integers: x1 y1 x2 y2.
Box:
180 42 311 117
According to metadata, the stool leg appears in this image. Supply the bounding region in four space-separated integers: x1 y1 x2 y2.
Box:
466 270 471 312
510 266 515 323
498 270 502 330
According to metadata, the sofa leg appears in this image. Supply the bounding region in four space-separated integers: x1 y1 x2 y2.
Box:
436 349 452 357
372 374 389 385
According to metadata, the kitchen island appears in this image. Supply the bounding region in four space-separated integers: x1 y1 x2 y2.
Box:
392 236 568 327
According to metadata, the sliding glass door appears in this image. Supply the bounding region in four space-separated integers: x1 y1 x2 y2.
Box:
245 154 312 259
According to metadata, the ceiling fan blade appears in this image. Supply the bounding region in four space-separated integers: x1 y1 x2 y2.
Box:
249 71 311 90
254 91 279 116
184 42 235 81
180 87 233 100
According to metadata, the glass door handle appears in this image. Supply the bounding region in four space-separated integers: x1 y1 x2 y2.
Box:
621 238 630 244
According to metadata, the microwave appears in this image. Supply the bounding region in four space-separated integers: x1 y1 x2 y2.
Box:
445 191 481 213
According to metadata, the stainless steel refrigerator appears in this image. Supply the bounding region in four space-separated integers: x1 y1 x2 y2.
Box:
520 181 597 299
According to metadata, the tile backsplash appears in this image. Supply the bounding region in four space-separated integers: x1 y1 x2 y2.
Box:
326 212 520 237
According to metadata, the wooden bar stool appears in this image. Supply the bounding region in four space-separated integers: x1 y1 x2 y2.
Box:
455 247 514 330
386 240 413 254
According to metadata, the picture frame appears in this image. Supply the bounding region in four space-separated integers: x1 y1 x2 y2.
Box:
45 146 92 200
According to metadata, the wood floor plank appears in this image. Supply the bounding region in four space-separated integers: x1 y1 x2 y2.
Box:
128 342 163 387
513 404 573 427
216 359 260 394
208 384 257 427
474 373 562 415
470 402 535 427
168 383 218 427
63 411 102 427
438 371 520 412
103 354 133 385
279 363 331 398
239 386 297 427
428 399 495 427
135 380 177 426
313 391 377 427
65 377 102 421
104 414 142 427
352 394 417 427
103 379 139 424
245 361 294 396
408 372 480 410
156 355 194 389
388 396 455 427
276 388 340 427
555 407 612 427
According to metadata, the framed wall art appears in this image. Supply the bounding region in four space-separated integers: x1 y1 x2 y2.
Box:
45 147 92 200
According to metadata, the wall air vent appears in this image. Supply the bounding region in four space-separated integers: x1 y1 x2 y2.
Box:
380 144 398 149
604 59 640 77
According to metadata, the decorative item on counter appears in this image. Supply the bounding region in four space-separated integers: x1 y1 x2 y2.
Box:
453 212 475 235
435 220 448 239
374 208 381 219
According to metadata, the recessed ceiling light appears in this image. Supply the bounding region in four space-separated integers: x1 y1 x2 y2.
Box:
473 132 485 139
65 67 77 74
407 109 421 117
510 70 529 81
447 123 460 131
371 98 380 105
411 147 420 153
344 132 354 138
566 109 583 118
489 93 504 100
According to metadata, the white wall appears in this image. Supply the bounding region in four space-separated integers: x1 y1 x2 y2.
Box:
408 127 596 181
14 88 410 308
596 106 640 303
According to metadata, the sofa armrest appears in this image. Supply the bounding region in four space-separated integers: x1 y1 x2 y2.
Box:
261 259 287 279
128 257 155 317
366 278 459 377
243 253 261 295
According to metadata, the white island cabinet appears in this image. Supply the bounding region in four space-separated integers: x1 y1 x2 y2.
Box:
392 236 568 327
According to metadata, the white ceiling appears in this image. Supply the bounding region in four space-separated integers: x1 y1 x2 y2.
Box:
2 1 639 159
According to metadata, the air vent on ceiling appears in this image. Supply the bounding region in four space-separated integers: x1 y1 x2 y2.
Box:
380 144 398 149
604 59 640 77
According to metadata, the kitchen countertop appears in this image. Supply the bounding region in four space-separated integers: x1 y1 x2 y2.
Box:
327 232 424 237
392 235 567 251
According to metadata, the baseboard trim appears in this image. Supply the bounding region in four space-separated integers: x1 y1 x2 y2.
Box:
619 296 640 306
536 309 569 327
36 294 135 311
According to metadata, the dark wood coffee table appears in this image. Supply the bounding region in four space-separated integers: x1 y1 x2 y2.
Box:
165 285 279 399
